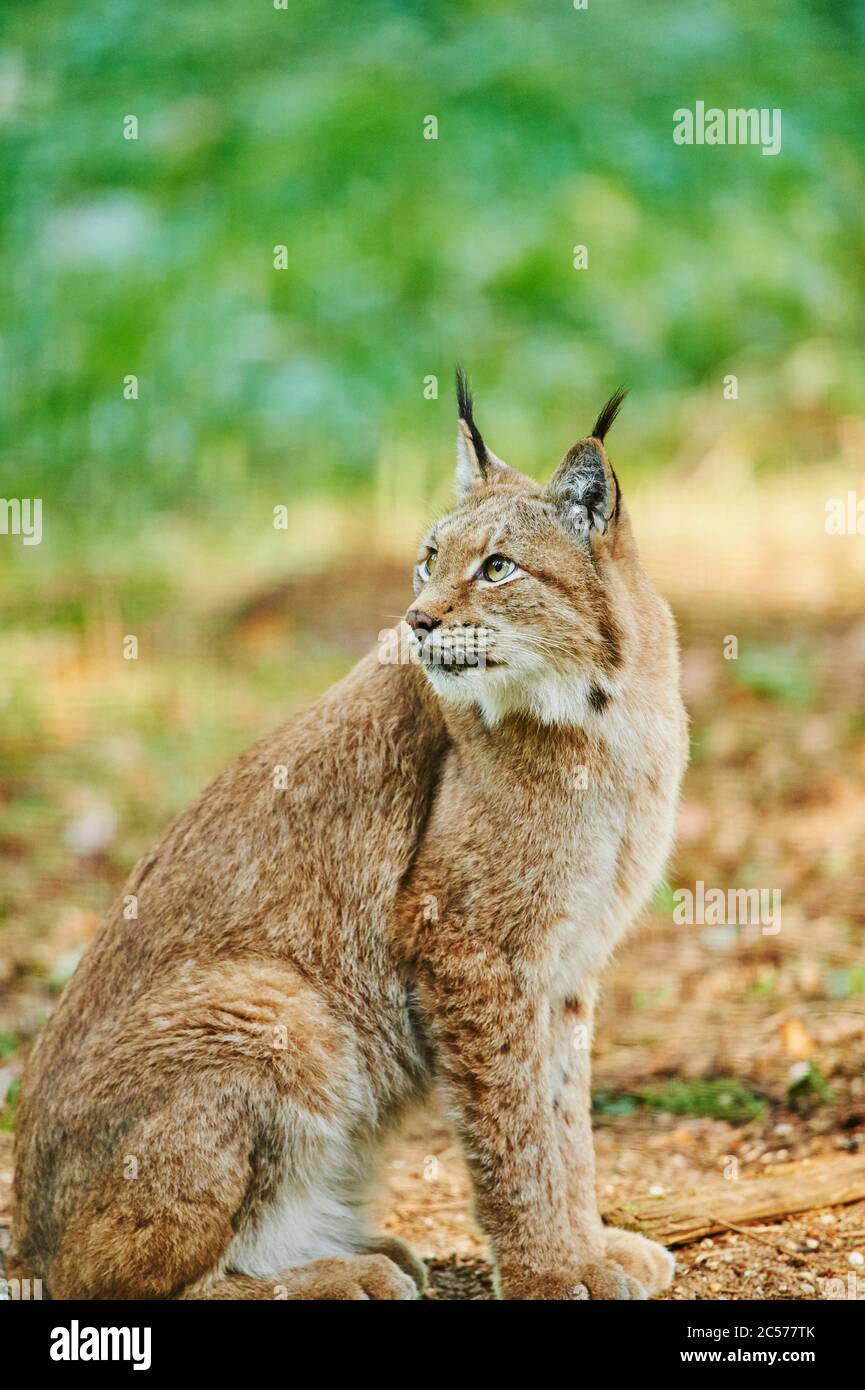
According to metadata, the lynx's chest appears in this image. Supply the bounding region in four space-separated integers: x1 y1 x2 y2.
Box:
547 700 684 991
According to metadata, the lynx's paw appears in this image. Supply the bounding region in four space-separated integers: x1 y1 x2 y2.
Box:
364 1235 428 1295
572 1259 648 1300
604 1228 675 1296
501 1259 647 1300
298 1253 420 1300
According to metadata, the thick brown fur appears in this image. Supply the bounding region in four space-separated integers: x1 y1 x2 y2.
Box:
11 383 687 1300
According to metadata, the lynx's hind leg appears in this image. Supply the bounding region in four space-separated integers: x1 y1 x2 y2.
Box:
41 961 400 1299
187 1253 419 1300
48 1088 256 1299
364 1234 428 1293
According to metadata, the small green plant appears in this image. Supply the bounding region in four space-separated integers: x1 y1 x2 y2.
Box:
826 966 865 1000
592 1088 639 1118
593 1077 767 1124
650 880 678 915
747 970 777 999
639 1077 767 1122
733 644 816 707
787 1062 834 1109
0 1077 20 1133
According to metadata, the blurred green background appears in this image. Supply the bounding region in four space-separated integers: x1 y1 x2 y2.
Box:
1 0 864 558
1 3 865 1238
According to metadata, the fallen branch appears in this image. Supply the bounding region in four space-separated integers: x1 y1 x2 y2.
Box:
603 1152 865 1247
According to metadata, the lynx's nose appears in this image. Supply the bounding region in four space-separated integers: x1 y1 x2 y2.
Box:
405 609 440 635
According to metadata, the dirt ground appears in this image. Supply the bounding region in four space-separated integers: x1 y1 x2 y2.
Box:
1 504 864 1299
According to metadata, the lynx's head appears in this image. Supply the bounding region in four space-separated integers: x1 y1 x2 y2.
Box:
405 368 637 726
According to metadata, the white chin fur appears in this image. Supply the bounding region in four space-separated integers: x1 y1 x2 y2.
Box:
422 661 596 728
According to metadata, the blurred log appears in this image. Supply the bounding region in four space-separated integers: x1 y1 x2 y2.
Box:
604 1153 865 1247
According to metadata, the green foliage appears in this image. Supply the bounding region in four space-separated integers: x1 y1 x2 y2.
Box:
826 966 865 999
787 1062 834 1108
0 1077 20 1133
747 969 778 999
733 643 817 707
1 0 864 554
650 880 678 916
594 1076 767 1123
639 1077 767 1122
592 1088 639 1118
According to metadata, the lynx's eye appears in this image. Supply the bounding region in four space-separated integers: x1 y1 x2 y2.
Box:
481 554 516 583
418 550 437 582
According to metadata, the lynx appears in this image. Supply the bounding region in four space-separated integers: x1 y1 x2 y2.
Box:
11 372 687 1300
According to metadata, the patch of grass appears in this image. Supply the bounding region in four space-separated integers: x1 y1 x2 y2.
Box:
733 644 817 708
632 986 674 1010
787 1062 834 1109
826 966 865 1000
592 1088 639 1118
594 1077 767 1124
0 1077 20 1133
650 880 678 916
846 710 865 741
747 970 778 999
639 1078 767 1122
687 728 709 766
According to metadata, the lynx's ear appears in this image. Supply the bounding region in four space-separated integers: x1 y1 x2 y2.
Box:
454 366 513 497
545 387 626 543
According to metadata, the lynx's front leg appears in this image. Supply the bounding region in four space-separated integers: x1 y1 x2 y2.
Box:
415 943 642 1300
553 989 675 1298
552 989 606 1254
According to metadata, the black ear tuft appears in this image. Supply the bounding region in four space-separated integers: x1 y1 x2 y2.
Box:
591 386 627 443
455 365 488 466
